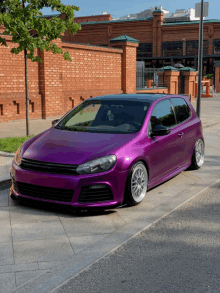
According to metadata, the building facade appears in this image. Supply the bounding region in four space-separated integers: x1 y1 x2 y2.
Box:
63 9 220 76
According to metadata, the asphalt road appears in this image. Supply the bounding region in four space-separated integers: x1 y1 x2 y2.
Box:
55 181 220 293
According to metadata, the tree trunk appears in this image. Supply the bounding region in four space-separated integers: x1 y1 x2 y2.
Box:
24 48 29 136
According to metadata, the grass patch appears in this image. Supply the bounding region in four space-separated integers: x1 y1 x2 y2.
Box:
0 135 35 153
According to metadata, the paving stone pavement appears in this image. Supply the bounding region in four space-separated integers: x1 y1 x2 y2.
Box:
0 95 219 292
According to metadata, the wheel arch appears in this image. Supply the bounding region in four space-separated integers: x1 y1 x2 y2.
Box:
123 158 150 202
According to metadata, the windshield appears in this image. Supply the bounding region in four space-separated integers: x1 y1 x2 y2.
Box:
55 99 150 134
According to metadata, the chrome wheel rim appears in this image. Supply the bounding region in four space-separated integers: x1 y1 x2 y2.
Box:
195 139 205 167
131 164 148 203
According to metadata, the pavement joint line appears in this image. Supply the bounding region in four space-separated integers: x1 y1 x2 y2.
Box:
10 178 219 293
47 178 220 293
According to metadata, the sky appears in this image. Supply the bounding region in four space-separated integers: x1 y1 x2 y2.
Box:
41 0 219 20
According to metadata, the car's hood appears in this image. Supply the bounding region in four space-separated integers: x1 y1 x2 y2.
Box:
23 128 137 165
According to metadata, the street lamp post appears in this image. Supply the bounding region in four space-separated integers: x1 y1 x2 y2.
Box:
196 0 204 118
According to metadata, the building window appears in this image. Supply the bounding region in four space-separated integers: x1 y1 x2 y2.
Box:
214 40 220 55
137 43 152 58
162 42 183 57
186 40 209 56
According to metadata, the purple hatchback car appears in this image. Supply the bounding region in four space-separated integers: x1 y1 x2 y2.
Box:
10 94 205 209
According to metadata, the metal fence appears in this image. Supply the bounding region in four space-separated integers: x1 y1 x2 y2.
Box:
136 61 145 88
136 62 165 89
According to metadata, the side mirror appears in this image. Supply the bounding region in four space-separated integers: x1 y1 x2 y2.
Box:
151 125 170 137
52 119 60 126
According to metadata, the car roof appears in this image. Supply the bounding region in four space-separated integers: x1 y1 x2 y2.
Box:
90 94 170 103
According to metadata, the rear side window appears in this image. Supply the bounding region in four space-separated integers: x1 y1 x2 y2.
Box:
151 99 176 128
170 98 191 124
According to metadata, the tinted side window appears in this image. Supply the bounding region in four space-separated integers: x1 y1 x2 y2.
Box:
151 99 176 128
170 98 191 123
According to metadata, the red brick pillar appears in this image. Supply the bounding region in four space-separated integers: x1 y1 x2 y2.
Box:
164 71 180 94
110 35 139 94
152 9 164 58
183 71 198 101
157 72 164 87
147 79 153 88
208 25 214 55
215 65 220 93
206 81 211 95
182 40 186 56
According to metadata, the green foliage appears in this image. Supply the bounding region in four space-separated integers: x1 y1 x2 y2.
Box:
0 135 34 153
0 0 81 62
206 73 213 79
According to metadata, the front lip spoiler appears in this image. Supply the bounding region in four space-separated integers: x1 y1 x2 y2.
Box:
10 185 121 210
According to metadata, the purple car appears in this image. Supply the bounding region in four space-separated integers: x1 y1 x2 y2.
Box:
10 94 205 209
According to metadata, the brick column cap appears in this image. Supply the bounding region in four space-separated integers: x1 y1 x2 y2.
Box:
164 71 180 76
179 67 197 72
160 66 178 71
110 35 139 45
182 71 198 76
152 9 164 15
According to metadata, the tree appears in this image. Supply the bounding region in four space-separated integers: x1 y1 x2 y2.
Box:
0 0 81 135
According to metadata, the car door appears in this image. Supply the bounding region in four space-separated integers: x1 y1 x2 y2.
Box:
145 99 186 184
169 97 192 165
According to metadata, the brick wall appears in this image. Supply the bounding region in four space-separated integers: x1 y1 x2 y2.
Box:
65 13 220 62
0 36 138 123
74 14 113 23
137 88 169 94
63 20 153 46
0 36 42 122
215 66 220 93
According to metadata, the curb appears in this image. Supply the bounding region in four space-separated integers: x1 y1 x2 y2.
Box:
0 179 11 191
0 151 15 157
0 173 11 183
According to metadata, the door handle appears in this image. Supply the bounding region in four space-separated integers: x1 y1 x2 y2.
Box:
178 132 184 137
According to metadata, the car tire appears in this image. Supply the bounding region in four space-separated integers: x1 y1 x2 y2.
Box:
189 138 205 170
125 161 148 206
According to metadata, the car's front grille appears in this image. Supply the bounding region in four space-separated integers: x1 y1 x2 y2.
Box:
20 158 78 175
16 181 74 202
78 185 113 203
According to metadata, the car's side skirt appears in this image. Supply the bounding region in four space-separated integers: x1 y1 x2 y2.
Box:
147 161 191 191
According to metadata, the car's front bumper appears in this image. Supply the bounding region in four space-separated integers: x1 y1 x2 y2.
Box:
10 160 128 209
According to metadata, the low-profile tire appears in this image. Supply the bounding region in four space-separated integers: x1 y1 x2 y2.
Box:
124 161 148 206
190 138 205 170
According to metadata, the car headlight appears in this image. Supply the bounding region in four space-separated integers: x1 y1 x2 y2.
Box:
14 146 22 166
76 155 117 175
